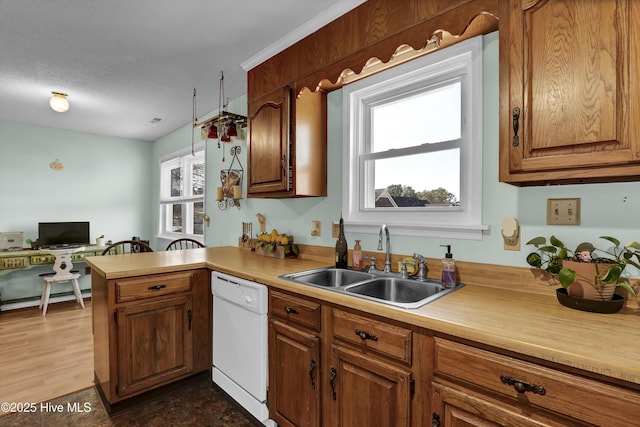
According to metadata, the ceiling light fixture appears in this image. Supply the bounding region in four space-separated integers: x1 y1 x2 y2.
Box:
49 91 69 112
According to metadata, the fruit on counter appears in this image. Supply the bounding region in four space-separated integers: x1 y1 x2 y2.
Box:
255 229 299 256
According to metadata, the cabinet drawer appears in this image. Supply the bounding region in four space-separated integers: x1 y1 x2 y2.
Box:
332 308 411 365
434 338 640 426
269 290 321 332
115 272 192 303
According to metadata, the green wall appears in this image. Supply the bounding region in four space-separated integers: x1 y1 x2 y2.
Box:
0 121 153 306
3 31 640 308
189 32 640 276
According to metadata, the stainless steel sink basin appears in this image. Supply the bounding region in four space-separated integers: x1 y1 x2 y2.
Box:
279 267 463 309
280 267 375 288
345 277 453 309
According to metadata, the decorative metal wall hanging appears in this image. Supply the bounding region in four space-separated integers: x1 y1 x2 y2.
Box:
217 145 244 210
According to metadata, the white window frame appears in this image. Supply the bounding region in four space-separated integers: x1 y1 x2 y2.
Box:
158 143 205 242
342 36 488 240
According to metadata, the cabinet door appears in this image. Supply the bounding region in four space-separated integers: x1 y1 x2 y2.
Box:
116 295 193 397
329 345 411 427
431 382 571 427
269 320 320 427
248 87 291 195
499 0 640 184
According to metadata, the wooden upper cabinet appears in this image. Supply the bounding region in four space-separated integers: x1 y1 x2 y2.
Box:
499 0 640 185
247 87 290 195
247 86 327 198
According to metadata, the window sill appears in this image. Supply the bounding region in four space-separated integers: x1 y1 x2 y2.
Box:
344 221 489 240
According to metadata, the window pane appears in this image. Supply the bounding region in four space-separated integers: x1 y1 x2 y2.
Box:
192 162 204 196
371 82 461 152
364 149 460 208
171 204 183 232
170 167 182 197
193 201 204 235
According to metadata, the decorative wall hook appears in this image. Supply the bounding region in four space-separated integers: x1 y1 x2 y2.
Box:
50 159 64 171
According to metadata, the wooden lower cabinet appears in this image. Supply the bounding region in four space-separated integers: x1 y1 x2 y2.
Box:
431 381 569 427
116 295 193 397
268 290 431 427
269 320 320 427
432 337 640 427
329 345 411 427
92 269 211 411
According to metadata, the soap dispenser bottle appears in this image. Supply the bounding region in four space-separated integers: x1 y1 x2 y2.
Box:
440 244 456 288
353 240 362 270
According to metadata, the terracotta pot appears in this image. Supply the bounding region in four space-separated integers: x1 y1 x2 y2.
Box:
562 260 616 301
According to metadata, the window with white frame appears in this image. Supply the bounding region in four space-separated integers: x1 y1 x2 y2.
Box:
342 35 487 240
159 146 205 241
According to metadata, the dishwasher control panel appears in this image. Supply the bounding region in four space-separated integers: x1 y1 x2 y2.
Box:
211 271 267 315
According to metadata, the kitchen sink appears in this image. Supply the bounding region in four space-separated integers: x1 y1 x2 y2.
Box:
279 267 463 309
280 267 375 288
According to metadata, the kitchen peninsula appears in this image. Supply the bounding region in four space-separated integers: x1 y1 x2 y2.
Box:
85 247 640 425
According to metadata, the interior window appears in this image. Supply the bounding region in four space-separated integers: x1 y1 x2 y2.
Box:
342 35 487 240
159 146 205 240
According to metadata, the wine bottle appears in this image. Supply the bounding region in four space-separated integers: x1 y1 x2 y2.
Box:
335 216 348 268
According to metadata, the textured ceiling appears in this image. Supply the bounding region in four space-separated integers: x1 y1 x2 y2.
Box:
0 0 364 141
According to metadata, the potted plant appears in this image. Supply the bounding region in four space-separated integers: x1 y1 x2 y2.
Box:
526 235 639 310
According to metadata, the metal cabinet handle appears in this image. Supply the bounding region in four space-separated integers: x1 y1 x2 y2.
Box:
329 367 337 400
280 155 286 176
512 107 521 147
500 374 546 395
284 306 299 315
432 412 441 427
355 329 378 341
309 359 317 390
147 284 167 291
188 309 192 331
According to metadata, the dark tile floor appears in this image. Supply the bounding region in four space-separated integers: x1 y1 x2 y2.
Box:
0 373 257 426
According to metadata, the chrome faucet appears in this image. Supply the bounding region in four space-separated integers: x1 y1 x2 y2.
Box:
377 224 392 273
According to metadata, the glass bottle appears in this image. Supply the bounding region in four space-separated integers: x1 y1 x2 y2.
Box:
335 216 348 268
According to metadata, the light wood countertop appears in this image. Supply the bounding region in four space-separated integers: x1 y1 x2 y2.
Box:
85 246 640 388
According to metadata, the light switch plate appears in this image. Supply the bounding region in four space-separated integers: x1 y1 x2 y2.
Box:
332 222 340 238
547 198 580 225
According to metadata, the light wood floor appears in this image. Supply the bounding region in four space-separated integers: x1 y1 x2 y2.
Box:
0 299 93 415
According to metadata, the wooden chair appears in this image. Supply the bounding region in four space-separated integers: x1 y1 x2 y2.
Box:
165 238 205 251
101 240 154 255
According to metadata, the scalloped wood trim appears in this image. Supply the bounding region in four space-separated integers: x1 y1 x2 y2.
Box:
301 11 498 95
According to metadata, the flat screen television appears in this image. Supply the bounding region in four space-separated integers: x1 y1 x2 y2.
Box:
38 222 90 248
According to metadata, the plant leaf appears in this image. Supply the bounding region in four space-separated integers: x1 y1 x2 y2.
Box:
526 236 546 246
626 240 640 250
617 280 637 298
558 268 576 288
600 265 623 284
549 235 565 248
600 236 620 247
526 253 542 268
575 242 595 253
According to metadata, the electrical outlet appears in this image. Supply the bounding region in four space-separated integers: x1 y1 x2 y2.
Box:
311 220 321 237
547 198 581 225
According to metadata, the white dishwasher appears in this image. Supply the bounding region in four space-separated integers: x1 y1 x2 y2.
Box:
211 271 274 426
